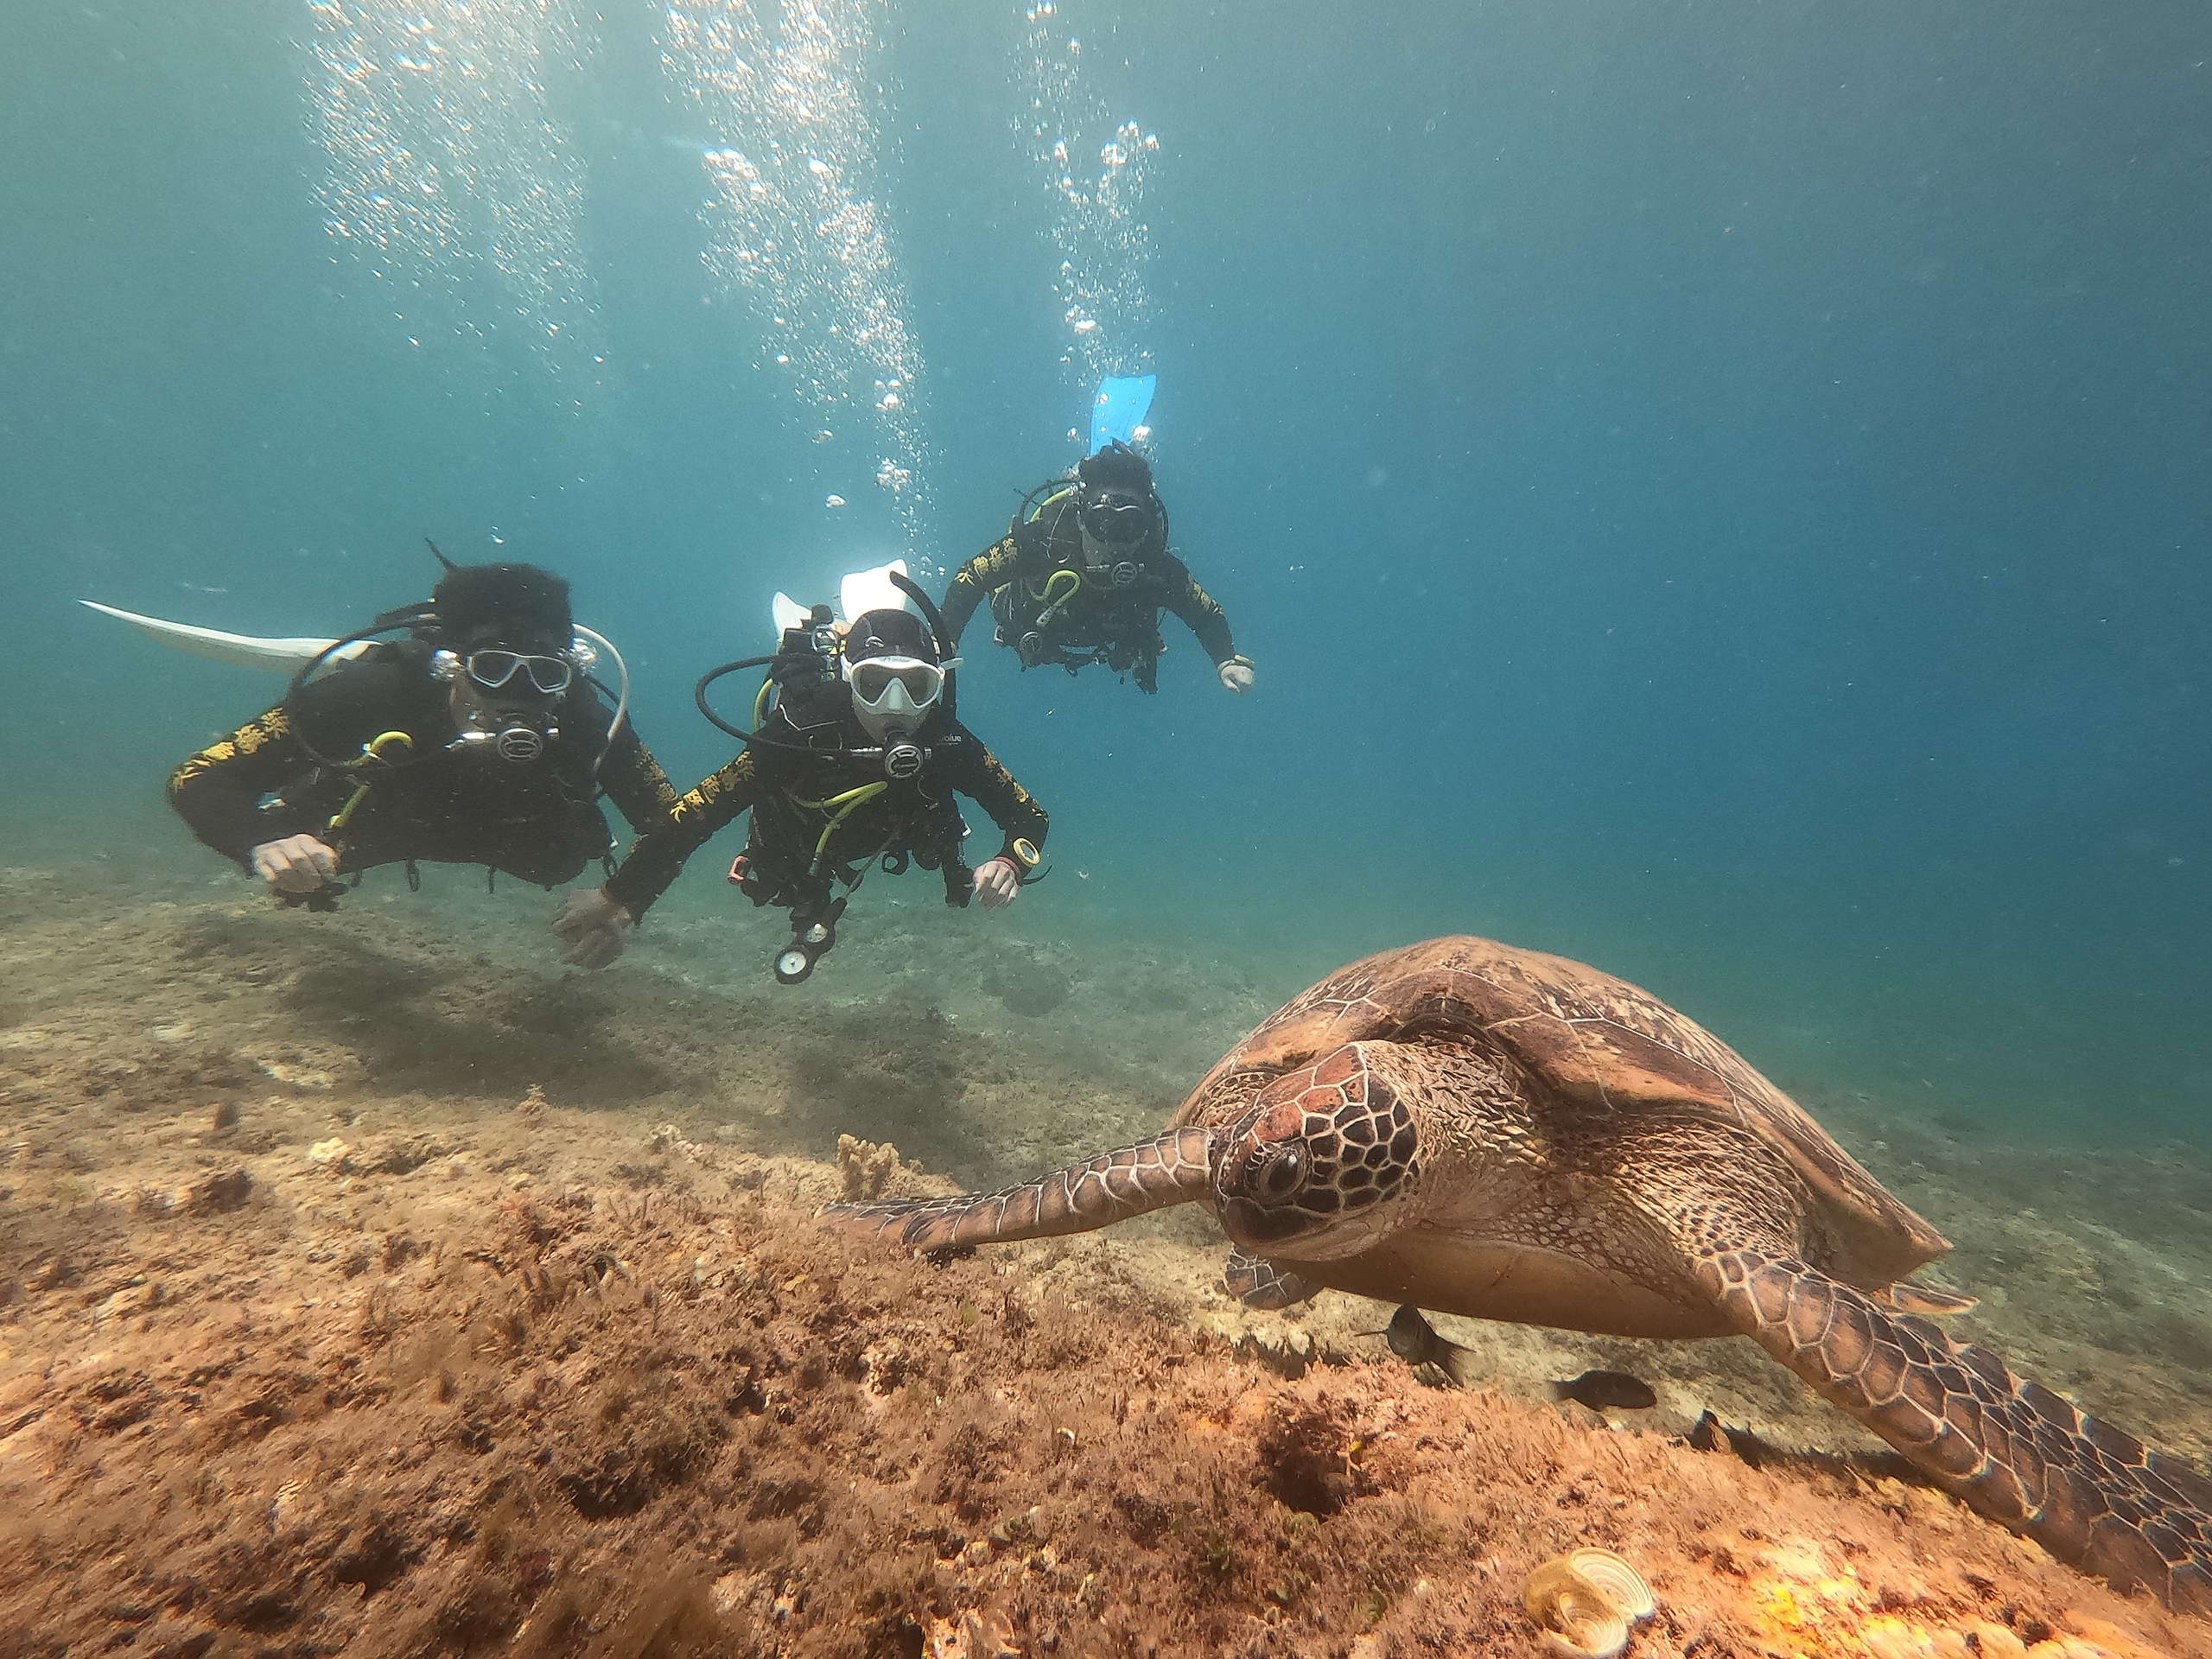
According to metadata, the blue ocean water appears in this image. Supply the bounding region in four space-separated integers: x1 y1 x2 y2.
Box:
3 0 2205 1140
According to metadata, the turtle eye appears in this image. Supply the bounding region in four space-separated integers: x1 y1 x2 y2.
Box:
1259 1146 1305 1198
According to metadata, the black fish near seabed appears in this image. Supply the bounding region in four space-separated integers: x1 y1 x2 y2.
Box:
1371 1300 1478 1389
1381 1303 1457 1367
1550 1369 1659 1412
1363 1305 1475 1386
1376 1309 1659 1410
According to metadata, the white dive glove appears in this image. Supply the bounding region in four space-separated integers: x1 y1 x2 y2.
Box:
249 835 339 893
551 886 634 969
971 857 1023 910
1217 656 1255 695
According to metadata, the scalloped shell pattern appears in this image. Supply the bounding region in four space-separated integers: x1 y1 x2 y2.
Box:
1523 1549 1657 1659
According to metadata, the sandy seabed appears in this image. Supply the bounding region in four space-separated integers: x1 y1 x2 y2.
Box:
3 861 2209 1658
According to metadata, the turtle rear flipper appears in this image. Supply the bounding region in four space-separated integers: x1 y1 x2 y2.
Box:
1698 1243 2212 1613
820 1127 1214 1251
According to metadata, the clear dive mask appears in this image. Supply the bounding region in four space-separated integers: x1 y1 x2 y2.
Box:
845 654 956 719
844 652 960 777
463 648 574 695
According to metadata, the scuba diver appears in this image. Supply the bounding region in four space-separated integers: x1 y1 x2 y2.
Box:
937 440 1255 696
552 568 1048 985
168 560 680 965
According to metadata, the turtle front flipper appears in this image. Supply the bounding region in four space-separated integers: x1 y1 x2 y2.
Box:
1875 1281 1979 1317
820 1127 1214 1251
1224 1247 1319 1310
1696 1244 2212 1613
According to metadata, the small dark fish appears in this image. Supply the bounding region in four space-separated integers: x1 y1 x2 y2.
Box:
1549 1368 1658 1411
1361 1306 1476 1385
1381 1304 1459 1368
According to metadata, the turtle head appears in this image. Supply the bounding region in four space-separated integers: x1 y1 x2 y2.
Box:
1211 1043 1422 1261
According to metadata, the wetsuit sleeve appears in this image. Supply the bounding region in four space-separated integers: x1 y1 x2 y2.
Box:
168 706 319 868
601 749 764 917
938 537 1025 648
1159 559 1239 665
941 733 1049 865
596 721 683 840
169 656 442 869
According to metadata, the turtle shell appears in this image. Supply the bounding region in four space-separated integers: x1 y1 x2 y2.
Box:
1177 936 1948 1288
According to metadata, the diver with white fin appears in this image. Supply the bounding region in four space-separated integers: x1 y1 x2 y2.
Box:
938 395 1253 695
559 563 1048 984
161 557 680 948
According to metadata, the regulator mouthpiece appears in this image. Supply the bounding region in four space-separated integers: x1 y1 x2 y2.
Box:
883 740 924 779
495 725 547 764
448 717 556 764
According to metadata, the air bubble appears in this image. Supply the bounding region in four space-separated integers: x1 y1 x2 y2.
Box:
668 0 931 540
1020 24 1160 392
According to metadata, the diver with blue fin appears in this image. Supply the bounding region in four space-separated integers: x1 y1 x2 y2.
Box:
159 556 681 951
936 377 1254 696
555 563 1049 984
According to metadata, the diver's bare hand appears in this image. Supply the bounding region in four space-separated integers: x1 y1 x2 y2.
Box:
552 887 633 969
1217 657 1255 695
972 857 1022 910
250 835 339 893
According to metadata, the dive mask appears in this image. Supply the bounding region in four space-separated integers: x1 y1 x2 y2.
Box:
845 652 961 777
432 639 579 696
464 648 574 695
1080 486 1153 548
846 654 957 720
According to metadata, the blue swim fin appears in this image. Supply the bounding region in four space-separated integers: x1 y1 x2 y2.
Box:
1090 373 1157 453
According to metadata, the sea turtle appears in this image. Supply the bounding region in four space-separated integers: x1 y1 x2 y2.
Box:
823 935 2212 1611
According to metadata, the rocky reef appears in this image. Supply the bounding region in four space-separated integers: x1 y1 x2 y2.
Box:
2 862 2209 1656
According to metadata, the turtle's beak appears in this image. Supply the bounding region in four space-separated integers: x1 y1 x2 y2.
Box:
1217 1195 1317 1247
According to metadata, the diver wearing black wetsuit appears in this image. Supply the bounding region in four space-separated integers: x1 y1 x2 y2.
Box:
168 563 679 918
937 441 1254 696
566 606 1048 983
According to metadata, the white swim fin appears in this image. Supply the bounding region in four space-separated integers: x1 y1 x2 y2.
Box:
79 601 365 672
769 560 915 636
838 559 912 624
84 603 630 747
